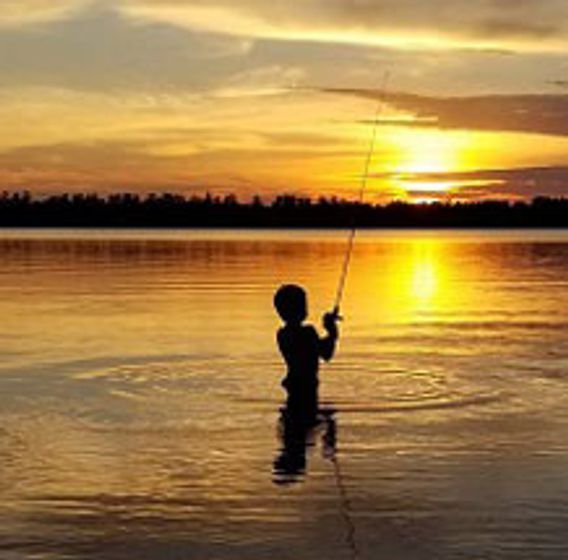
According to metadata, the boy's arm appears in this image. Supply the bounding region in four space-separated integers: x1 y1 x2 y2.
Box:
319 312 339 361
277 328 293 366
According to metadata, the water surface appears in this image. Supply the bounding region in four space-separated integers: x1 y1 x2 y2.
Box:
2 229 568 559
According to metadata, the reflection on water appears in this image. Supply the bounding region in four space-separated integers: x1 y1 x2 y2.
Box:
273 406 337 485
2 229 568 559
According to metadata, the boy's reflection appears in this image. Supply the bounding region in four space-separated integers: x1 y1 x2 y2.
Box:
273 406 337 485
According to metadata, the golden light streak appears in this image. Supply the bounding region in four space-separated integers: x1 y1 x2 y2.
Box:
344 237 469 326
411 246 439 303
119 2 568 54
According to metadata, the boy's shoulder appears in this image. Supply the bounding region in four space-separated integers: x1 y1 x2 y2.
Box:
302 324 318 337
278 324 318 340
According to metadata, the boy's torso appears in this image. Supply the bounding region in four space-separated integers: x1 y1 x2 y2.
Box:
278 325 320 387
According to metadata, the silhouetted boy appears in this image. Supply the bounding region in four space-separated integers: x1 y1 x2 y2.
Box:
273 284 339 422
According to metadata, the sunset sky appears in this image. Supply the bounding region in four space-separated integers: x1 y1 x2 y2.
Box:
3 0 568 202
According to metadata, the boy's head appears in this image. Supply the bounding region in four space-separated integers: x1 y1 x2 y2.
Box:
274 284 307 325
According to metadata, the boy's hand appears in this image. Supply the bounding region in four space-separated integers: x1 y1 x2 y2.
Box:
322 308 341 335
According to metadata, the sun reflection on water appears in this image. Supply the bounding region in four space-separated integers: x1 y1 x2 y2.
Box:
410 243 439 304
345 237 461 324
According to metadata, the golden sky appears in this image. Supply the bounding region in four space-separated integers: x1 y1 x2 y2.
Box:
2 0 568 201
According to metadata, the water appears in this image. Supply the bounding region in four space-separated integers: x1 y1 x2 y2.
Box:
2 229 568 559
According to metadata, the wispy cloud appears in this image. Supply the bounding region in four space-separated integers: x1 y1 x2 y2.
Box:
325 89 568 137
379 165 568 199
0 85 364 195
0 3 255 92
0 0 89 28
119 0 568 51
1 2 565 97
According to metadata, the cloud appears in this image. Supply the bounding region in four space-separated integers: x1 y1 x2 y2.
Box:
2 1 566 98
397 166 568 183
325 89 568 137
119 0 568 52
0 0 89 28
0 135 360 197
212 65 307 98
383 165 568 199
0 3 254 92
0 84 364 195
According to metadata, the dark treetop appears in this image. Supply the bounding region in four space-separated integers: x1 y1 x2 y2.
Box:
1 191 568 228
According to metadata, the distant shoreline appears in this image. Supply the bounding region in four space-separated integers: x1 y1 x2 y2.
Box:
2 192 568 228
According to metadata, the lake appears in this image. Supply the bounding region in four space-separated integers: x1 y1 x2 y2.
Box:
2 229 568 560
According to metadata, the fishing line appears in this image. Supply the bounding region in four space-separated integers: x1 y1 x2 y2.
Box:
331 453 360 560
333 73 391 314
329 74 391 560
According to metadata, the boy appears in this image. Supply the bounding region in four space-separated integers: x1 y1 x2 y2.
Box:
273 284 340 420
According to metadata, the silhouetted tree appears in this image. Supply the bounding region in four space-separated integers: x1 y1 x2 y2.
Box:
0 191 568 228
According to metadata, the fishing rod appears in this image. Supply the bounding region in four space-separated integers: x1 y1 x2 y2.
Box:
333 73 391 316
326 77 391 559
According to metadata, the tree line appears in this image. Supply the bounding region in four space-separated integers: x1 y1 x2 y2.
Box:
1 191 568 228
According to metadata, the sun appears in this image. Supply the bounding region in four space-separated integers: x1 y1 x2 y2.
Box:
382 127 476 199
